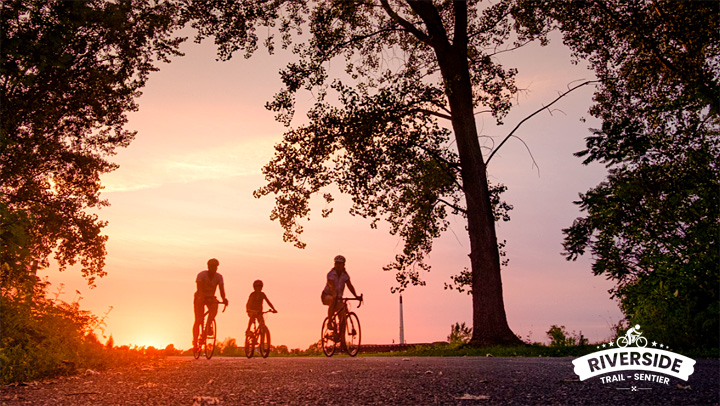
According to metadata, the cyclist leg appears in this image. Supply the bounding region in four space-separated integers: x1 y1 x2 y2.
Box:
246 312 257 334
205 297 219 335
322 293 336 328
192 294 205 346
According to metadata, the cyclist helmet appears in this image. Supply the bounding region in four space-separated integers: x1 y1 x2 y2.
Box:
253 279 263 288
207 258 219 267
634 324 640 330
334 255 346 263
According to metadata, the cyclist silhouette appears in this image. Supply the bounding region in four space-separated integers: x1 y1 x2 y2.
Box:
321 255 360 330
625 324 642 344
192 258 228 350
245 279 277 334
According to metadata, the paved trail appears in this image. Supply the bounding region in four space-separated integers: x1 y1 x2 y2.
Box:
1 356 718 405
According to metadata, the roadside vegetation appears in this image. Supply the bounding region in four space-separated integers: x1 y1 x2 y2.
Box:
0 278 159 385
183 323 718 360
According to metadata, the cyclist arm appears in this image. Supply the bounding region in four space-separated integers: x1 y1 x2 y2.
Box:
346 280 359 298
264 296 277 312
219 283 228 305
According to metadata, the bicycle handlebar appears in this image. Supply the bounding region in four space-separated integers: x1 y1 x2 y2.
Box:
342 294 364 309
211 298 228 313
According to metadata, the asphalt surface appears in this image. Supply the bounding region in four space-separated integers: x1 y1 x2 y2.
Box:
1 356 718 405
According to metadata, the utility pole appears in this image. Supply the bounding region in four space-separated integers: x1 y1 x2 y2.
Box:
399 294 405 345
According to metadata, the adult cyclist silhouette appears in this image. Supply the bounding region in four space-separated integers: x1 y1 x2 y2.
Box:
192 258 228 350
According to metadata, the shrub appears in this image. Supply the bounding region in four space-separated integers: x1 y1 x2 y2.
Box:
0 279 145 384
448 322 472 346
546 325 588 347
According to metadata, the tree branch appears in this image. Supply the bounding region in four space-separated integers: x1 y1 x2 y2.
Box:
415 107 452 121
380 0 431 45
406 1 449 48
510 135 540 176
485 39 534 57
438 198 467 214
319 26 405 63
486 80 600 164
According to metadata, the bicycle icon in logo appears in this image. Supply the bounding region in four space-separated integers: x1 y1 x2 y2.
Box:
616 324 648 348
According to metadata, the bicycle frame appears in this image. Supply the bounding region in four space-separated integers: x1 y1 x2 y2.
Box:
322 295 363 357
331 295 363 318
245 310 275 359
194 299 227 360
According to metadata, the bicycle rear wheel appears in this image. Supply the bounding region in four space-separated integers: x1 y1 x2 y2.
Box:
321 317 336 357
259 325 271 358
244 329 255 358
192 344 201 360
343 312 361 357
205 318 217 359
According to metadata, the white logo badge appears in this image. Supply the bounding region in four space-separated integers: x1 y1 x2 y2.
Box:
572 325 696 387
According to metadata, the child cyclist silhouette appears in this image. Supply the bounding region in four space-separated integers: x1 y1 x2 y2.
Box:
246 280 277 335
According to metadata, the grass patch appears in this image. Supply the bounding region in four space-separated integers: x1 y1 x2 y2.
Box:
366 343 606 358
363 343 720 359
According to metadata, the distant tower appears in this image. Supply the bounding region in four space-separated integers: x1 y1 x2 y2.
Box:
399 295 405 344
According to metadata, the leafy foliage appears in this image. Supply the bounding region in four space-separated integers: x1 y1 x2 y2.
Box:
448 322 473 345
545 324 587 347
1 0 183 286
1 280 103 383
517 0 719 350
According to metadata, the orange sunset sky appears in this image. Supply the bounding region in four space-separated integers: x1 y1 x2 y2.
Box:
43 29 623 351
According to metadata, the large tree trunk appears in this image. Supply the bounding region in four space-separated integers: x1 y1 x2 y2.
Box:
450 79 522 347
425 4 522 347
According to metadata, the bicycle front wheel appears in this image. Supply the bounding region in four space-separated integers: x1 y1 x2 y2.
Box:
205 318 217 359
259 326 271 358
636 336 648 348
343 312 361 357
321 317 335 357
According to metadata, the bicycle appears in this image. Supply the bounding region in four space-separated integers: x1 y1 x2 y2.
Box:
617 335 648 348
193 299 227 360
321 294 363 357
245 309 277 358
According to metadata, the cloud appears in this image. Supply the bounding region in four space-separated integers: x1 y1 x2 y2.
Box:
102 137 275 193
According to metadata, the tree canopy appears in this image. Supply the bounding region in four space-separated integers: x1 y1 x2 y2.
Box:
184 0 539 345
518 0 719 349
1 0 183 289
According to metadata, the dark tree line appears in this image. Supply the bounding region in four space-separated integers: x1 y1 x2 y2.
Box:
1 0 183 290
517 0 719 349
